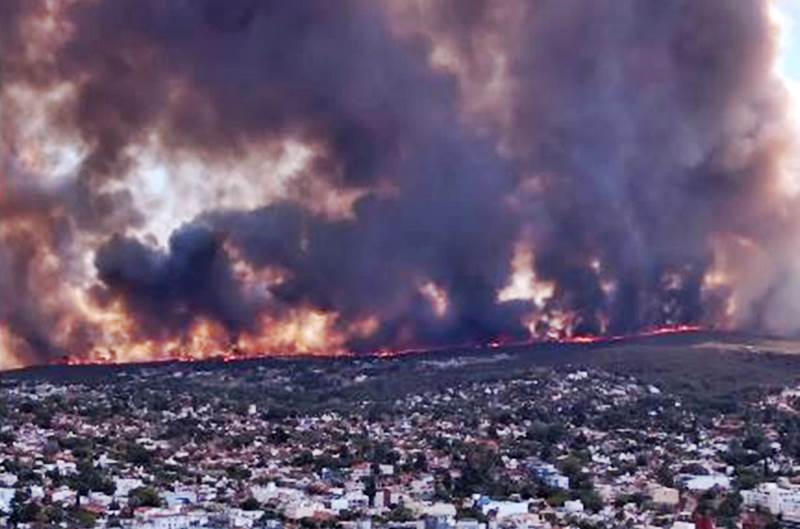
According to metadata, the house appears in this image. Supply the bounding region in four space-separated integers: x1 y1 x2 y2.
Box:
424 515 452 529
680 475 730 492
0 488 14 512
284 500 324 520
741 482 800 517
132 508 193 529
87 491 113 507
649 484 680 507
454 520 484 529
114 477 144 499
564 499 584 514
51 486 76 505
478 498 529 519
227 508 264 528
328 496 349 513
163 489 198 508
532 464 569 490
423 503 457 518
345 490 370 510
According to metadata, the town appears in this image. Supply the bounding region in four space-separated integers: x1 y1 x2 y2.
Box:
0 348 798 529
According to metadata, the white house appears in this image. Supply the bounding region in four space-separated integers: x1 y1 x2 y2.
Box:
480 499 529 519
346 490 370 510
227 508 264 528
133 508 193 529
0 488 15 513
681 475 731 492
424 502 457 518
564 499 584 514
329 497 349 513
284 499 324 520
742 482 800 517
114 477 144 499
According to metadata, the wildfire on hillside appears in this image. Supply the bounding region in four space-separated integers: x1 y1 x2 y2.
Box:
56 323 704 368
1 0 798 369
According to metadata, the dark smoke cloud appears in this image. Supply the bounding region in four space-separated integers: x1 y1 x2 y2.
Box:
56 0 455 189
0 234 58 362
0 0 797 364
407 0 791 334
71 0 525 350
94 225 259 339
0 157 76 363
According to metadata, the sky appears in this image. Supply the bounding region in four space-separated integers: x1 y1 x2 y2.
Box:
776 0 800 83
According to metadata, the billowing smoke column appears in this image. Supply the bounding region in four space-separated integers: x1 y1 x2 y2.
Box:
0 0 798 367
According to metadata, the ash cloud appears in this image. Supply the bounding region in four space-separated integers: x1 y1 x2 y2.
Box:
94 225 259 340
0 0 798 363
408 0 792 334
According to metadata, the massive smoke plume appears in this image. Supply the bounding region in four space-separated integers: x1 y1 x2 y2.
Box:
1 0 799 367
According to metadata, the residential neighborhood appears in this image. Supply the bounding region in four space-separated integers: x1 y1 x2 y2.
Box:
0 352 797 529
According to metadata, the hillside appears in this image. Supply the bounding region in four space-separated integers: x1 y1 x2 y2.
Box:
4 332 800 413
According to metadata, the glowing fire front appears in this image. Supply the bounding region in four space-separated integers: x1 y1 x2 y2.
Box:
37 239 717 367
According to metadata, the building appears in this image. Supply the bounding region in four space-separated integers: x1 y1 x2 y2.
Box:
454 520 484 529
564 499 584 514
529 463 570 490
114 477 144 499
478 498 529 519
649 484 680 507
132 508 194 529
681 475 731 492
741 482 800 517
0 488 14 513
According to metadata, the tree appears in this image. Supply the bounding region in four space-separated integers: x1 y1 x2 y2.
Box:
240 497 261 511
9 501 42 526
457 506 487 522
292 451 315 467
736 467 763 490
125 443 153 467
655 463 674 487
388 505 414 522
70 461 116 498
363 476 377 500
8 490 40 526
67 507 97 528
226 466 252 481
412 452 428 472
546 491 570 507
578 489 604 513
716 492 742 521
269 427 290 445
128 487 162 508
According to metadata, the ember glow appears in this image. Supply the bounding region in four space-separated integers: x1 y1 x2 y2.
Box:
2 0 800 368
561 324 703 345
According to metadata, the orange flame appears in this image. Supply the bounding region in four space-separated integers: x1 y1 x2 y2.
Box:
51 323 704 367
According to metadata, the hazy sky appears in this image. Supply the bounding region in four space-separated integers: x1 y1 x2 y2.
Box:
777 0 800 82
